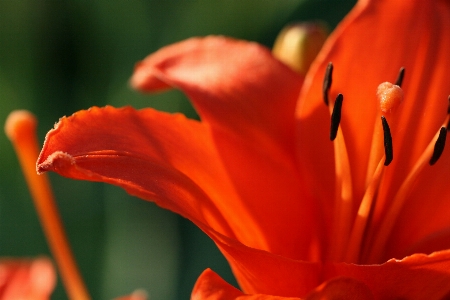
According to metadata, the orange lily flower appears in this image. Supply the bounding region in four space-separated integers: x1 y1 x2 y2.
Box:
36 0 450 299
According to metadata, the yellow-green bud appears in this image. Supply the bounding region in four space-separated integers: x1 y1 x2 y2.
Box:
272 22 328 75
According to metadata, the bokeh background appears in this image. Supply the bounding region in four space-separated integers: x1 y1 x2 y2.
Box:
0 0 356 298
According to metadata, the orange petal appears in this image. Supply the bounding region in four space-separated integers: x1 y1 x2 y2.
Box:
36 106 324 294
131 36 303 158
325 250 450 299
305 277 373 300
37 106 265 247
191 269 243 300
297 0 450 216
192 269 301 300
131 35 321 261
207 229 321 297
383 146 450 260
41 41 323 261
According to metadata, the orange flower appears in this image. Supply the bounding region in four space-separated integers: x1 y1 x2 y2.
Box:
36 0 450 299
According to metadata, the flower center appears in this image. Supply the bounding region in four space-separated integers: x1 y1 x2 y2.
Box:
322 64 449 264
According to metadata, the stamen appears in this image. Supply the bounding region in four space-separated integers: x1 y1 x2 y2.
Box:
368 107 450 263
446 95 450 114
346 158 385 263
366 81 404 185
327 98 353 261
381 116 393 166
330 93 343 141
5 111 91 300
394 67 405 87
446 96 450 129
322 62 333 105
429 127 447 165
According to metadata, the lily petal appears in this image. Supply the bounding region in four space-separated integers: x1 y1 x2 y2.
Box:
384 147 450 259
325 250 450 299
192 269 302 300
131 36 302 158
191 269 243 300
305 277 373 300
37 106 265 248
130 36 323 261
36 106 323 296
41 37 323 261
207 229 321 296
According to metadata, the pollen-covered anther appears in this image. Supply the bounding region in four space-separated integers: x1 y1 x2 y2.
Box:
377 82 404 113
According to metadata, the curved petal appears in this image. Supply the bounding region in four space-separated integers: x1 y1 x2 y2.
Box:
131 38 322 261
296 0 450 222
37 106 270 249
325 250 450 299
36 107 322 296
208 229 321 296
192 269 302 300
131 36 303 158
191 269 244 300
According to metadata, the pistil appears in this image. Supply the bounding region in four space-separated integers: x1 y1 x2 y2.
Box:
365 77 404 186
5 111 90 300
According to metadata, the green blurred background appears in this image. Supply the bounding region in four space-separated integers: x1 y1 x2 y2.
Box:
0 0 356 298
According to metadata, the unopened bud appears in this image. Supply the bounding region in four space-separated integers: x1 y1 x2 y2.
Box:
272 22 328 75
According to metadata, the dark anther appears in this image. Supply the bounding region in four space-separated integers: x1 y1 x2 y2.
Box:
395 67 405 87
330 93 343 141
447 95 450 114
446 96 450 131
429 127 447 165
323 62 333 106
381 116 393 166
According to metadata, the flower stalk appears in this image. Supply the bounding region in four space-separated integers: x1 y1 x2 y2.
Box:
5 110 91 300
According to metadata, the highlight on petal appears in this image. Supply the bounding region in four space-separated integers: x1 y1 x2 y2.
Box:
0 257 56 300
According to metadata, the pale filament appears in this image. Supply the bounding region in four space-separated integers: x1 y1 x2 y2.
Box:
329 104 353 262
323 64 354 261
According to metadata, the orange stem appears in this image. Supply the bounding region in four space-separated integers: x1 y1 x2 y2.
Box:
5 110 91 300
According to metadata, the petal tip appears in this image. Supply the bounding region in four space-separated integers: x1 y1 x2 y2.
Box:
37 151 75 175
